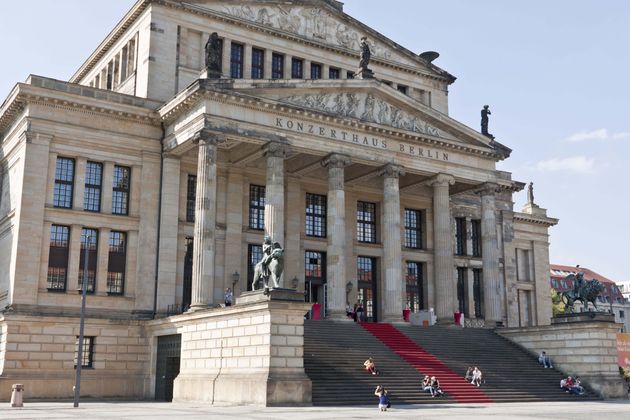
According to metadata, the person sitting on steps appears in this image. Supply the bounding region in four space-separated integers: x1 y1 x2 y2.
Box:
471 366 483 387
364 357 378 375
422 375 432 394
538 351 553 368
430 376 444 397
464 366 473 382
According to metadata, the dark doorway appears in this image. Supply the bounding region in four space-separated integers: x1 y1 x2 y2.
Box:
155 334 181 401
305 251 326 317
182 238 193 310
357 256 378 322
405 261 425 312
247 244 263 291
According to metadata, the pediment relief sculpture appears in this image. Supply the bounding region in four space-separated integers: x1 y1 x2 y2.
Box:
201 3 414 64
278 92 443 138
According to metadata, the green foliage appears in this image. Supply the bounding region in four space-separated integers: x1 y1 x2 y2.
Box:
551 288 565 316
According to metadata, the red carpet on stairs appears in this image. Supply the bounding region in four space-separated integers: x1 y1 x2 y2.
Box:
360 323 494 403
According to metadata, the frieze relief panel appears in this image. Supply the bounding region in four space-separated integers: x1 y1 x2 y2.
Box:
198 3 417 66
277 92 449 139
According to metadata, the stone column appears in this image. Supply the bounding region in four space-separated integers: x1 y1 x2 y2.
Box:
97 227 111 294
73 157 87 211
263 142 288 247
190 130 224 311
264 49 273 79
428 174 456 322
323 154 351 320
479 183 503 324
381 164 405 323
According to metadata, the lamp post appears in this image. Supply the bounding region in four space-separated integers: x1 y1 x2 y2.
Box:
73 234 90 408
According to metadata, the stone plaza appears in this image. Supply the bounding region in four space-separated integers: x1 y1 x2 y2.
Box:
0 0 624 405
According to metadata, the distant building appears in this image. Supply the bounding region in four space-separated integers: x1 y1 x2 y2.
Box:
550 264 629 332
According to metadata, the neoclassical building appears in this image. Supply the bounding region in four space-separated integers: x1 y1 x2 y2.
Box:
0 0 558 400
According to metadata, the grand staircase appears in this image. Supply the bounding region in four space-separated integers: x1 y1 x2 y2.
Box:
304 321 601 406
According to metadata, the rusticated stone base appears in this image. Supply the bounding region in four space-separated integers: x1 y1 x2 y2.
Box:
148 289 312 406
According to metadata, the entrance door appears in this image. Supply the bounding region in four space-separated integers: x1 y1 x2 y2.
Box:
155 334 181 401
182 238 193 311
357 256 377 322
305 251 326 318
405 261 425 312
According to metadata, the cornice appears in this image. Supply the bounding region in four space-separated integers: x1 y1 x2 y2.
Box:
513 212 559 227
159 81 508 162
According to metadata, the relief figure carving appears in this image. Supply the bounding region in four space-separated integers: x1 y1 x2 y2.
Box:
361 94 375 121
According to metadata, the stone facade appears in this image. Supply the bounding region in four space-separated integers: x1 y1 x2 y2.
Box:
0 0 560 402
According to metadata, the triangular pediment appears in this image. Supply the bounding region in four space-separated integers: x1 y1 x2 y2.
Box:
230 81 502 152
189 0 448 77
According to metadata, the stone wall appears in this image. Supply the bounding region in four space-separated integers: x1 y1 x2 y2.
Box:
147 289 312 406
0 314 150 401
498 315 626 398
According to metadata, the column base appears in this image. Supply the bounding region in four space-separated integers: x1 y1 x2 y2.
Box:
187 303 209 312
325 310 353 322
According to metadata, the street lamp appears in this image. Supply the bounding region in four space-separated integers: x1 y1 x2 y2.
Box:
73 234 90 408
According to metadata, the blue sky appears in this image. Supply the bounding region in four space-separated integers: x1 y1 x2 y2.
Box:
1 1 628 282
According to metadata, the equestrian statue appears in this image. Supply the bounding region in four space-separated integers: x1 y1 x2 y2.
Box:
560 272 605 313
252 235 285 290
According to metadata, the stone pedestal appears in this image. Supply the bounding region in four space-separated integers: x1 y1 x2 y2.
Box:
356 68 374 79
499 316 626 399
166 289 312 406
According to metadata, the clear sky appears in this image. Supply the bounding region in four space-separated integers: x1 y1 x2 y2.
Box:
1 1 628 282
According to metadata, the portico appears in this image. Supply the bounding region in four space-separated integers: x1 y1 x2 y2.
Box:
156 77 514 324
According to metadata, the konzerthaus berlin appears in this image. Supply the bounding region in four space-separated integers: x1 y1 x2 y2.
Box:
0 0 558 400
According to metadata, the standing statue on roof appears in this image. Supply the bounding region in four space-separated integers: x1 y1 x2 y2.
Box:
205 32 222 78
481 105 492 137
359 37 371 71
527 182 535 205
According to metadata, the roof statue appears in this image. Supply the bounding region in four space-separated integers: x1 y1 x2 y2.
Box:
205 32 222 78
527 182 535 206
357 36 374 79
481 105 494 139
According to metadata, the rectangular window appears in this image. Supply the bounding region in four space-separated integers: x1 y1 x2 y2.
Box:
247 244 263 291
121 46 128 81
329 67 340 79
251 48 264 79
272 53 284 79
357 256 377 321
84 161 102 212
347 71 355 79
186 175 196 223
113 54 120 89
306 193 327 237
406 261 425 312
47 225 70 291
107 231 126 295
397 85 408 94
471 219 482 257
305 251 325 280
404 209 423 249
457 267 468 315
455 217 467 256
473 268 483 318
357 201 377 243
106 60 114 90
74 336 94 368
230 42 244 78
249 185 265 230
291 57 304 79
112 165 130 215
53 157 75 209
311 63 322 79
78 228 98 293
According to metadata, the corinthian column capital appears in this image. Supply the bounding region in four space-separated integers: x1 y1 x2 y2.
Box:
322 153 351 169
263 142 290 158
380 164 405 179
427 173 455 188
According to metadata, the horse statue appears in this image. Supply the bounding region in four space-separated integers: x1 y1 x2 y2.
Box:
252 238 284 290
560 273 605 313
